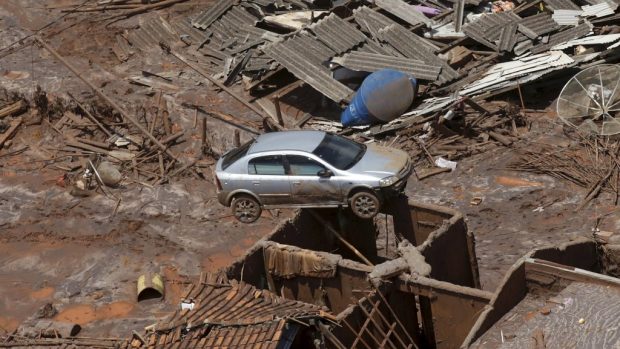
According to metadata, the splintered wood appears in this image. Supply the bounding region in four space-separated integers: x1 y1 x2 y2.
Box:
507 136 620 208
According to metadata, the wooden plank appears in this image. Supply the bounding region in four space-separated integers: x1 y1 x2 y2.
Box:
0 117 22 149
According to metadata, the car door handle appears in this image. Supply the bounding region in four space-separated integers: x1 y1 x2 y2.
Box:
292 181 301 185
252 181 260 185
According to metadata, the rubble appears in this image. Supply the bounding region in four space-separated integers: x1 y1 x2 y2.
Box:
3 0 620 347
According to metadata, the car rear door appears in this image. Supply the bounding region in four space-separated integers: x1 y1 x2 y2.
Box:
285 155 342 205
247 155 291 205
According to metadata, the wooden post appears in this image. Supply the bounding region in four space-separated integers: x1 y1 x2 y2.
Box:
273 96 284 126
201 112 207 154
233 129 241 147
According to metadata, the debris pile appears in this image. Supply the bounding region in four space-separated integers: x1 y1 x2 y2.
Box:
102 0 620 173
508 134 620 208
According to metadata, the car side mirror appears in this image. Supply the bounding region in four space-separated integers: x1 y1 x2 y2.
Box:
317 169 333 178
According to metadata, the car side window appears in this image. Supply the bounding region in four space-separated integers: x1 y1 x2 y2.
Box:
248 155 285 175
287 155 326 176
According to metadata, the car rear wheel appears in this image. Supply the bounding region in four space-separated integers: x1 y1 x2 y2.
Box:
232 195 262 223
350 191 380 219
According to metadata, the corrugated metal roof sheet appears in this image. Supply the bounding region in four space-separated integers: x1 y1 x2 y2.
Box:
377 24 458 84
127 16 180 52
264 37 354 102
461 51 575 95
544 0 581 10
192 0 234 30
552 9 582 25
518 13 560 37
332 51 442 80
375 0 431 26
553 33 620 49
353 6 394 37
581 3 616 17
531 22 592 53
309 13 367 54
462 12 521 49
498 22 519 52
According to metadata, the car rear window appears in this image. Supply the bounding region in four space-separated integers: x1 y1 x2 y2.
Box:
222 140 254 170
248 155 285 175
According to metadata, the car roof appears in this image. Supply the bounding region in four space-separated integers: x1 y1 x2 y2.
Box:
248 130 326 154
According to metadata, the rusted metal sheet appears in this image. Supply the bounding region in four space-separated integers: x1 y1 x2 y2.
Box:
264 38 354 103
309 13 367 54
192 0 234 29
375 0 431 26
333 51 441 81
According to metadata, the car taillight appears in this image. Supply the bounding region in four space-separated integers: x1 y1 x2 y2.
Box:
214 175 223 191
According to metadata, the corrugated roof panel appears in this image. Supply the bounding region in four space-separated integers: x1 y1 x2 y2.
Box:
264 39 354 102
531 22 592 53
127 16 180 52
518 13 560 37
581 3 616 17
463 12 521 48
143 277 329 349
552 9 582 25
498 22 519 52
375 0 431 26
544 0 581 10
309 13 367 54
376 24 458 84
333 51 441 80
192 0 234 30
283 33 335 65
353 6 394 36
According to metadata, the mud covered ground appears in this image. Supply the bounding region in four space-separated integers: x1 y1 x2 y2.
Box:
2 0 619 341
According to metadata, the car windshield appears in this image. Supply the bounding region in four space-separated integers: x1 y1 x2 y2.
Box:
221 140 254 169
312 133 366 170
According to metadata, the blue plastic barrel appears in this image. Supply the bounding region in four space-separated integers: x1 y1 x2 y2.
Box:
341 69 417 127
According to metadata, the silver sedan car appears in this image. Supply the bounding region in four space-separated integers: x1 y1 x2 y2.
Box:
215 130 411 223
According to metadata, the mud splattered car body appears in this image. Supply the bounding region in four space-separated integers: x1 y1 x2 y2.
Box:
215 130 411 222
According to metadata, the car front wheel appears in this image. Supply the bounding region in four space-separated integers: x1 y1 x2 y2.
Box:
350 191 380 219
231 195 262 223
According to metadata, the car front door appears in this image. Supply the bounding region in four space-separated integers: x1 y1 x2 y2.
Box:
247 155 291 205
285 155 342 205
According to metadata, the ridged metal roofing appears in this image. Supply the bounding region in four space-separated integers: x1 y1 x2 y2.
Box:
281 33 335 66
462 12 521 49
264 38 354 102
172 18 209 46
127 16 180 52
353 6 394 37
530 22 592 53
544 0 581 10
518 12 560 37
375 0 431 26
309 13 367 54
333 51 442 80
376 24 459 84
498 22 519 52
192 0 234 30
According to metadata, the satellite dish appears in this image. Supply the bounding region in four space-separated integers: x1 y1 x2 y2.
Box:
557 64 620 136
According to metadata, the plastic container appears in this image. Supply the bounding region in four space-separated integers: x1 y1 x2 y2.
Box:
341 69 417 127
